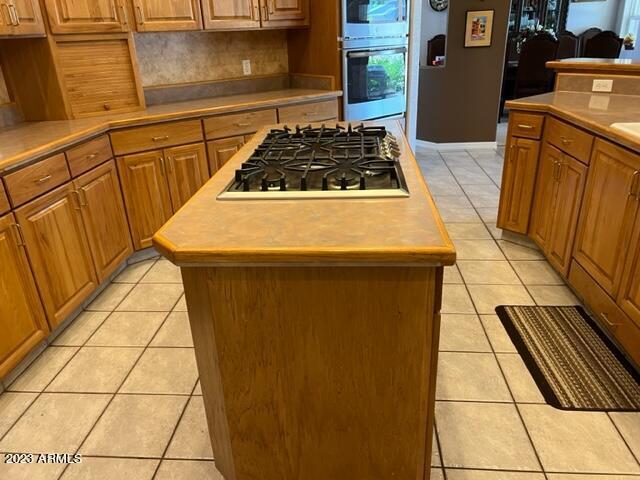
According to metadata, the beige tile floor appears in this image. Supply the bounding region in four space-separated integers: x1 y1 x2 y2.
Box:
0 146 638 480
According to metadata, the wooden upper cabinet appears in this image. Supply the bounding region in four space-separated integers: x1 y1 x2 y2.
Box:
574 139 640 296
0 213 48 378
0 0 46 36
497 136 540 234
74 160 133 282
15 183 98 328
117 150 173 250
202 0 260 30
260 0 308 28
165 143 209 211
55 37 145 118
132 0 202 31
43 0 129 34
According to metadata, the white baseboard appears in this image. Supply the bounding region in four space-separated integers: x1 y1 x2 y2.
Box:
415 139 498 150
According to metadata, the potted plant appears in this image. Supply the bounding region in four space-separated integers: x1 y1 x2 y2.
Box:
624 33 635 50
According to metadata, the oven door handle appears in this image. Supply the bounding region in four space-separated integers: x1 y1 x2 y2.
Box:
347 47 407 58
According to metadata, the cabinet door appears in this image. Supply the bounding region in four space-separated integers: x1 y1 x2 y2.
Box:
0 0 45 35
207 136 245 175
117 150 173 250
0 213 48 378
530 143 562 249
497 136 540 234
74 160 133 283
617 188 640 327
165 143 209 211
574 139 640 295
132 0 202 31
15 184 98 328
43 0 128 33
259 0 308 27
546 156 587 276
202 0 260 30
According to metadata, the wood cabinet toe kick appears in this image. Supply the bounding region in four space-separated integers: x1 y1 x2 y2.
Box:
499 109 640 365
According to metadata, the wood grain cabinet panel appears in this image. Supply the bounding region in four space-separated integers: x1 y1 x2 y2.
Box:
132 0 202 31
278 99 338 124
508 111 544 140
15 183 98 328
0 213 48 378
259 0 308 28
617 181 640 328
0 181 10 215
117 150 173 250
165 143 209 211
497 137 540 234
66 135 114 177
43 0 129 33
74 160 133 282
204 108 277 139
207 136 245 175
0 0 46 36
530 142 562 249
55 38 144 118
3 153 71 207
573 139 640 296
110 120 203 156
202 0 260 30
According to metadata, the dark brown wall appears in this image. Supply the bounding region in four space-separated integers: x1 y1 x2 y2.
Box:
417 0 509 143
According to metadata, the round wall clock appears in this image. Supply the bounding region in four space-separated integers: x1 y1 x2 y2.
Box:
430 0 448 12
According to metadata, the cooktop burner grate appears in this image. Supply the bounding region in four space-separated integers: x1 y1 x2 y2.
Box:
219 123 409 200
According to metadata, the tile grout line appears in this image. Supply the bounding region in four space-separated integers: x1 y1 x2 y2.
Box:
606 411 640 469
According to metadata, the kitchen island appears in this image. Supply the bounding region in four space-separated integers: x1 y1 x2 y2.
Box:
153 121 455 480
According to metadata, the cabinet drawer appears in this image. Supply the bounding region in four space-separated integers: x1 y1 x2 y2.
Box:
111 120 204 156
545 117 594 164
66 135 113 177
509 112 545 139
204 109 277 140
4 154 71 207
0 182 9 215
569 260 629 336
278 99 339 124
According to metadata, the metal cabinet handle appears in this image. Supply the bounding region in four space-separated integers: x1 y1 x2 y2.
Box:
152 135 169 142
560 135 573 145
9 3 18 25
71 190 82 210
119 3 128 25
261 3 269 20
34 174 52 184
600 312 620 331
235 122 251 128
517 124 534 130
159 157 166 175
268 0 275 14
631 170 640 198
85 153 98 160
11 223 24 246
166 156 173 174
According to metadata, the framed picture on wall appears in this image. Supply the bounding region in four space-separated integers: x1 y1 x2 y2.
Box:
464 10 495 48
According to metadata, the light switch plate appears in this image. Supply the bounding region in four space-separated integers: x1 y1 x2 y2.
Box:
592 79 613 92
242 59 252 76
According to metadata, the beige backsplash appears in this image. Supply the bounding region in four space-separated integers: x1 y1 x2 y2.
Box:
0 67 10 104
134 30 289 88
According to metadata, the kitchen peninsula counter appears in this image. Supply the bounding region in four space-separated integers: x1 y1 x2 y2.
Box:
153 120 454 480
0 89 342 174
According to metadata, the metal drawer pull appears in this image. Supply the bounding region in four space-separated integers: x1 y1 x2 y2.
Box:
600 312 620 330
85 153 98 160
34 174 52 184
560 135 573 145
152 135 169 142
234 122 252 127
517 124 534 130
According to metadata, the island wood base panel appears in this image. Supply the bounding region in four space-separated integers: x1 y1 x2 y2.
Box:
181 265 443 480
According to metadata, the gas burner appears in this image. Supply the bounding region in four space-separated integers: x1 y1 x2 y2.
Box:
219 123 409 200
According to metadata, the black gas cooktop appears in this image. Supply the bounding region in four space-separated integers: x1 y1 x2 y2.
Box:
218 123 409 200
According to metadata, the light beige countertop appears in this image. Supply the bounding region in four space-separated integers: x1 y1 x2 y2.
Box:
0 89 342 174
153 121 456 267
546 58 640 74
506 91 640 152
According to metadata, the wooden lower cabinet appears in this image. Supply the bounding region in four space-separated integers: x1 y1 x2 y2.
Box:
117 150 173 250
617 205 640 327
15 184 98 327
573 139 640 295
165 143 209 211
74 160 133 282
207 136 246 175
0 213 48 378
531 143 587 276
497 136 540 234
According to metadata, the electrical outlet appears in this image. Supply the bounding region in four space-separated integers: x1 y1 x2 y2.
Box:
242 59 252 76
592 79 613 93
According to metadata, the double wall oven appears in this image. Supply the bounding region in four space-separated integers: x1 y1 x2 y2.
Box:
341 0 409 121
